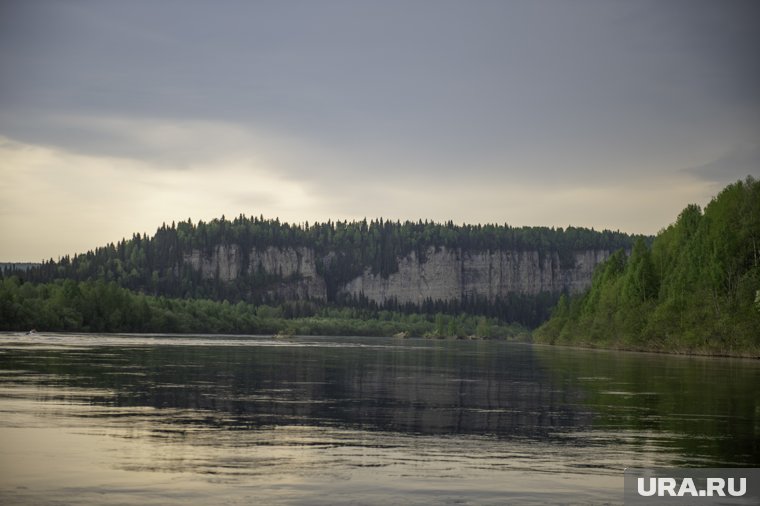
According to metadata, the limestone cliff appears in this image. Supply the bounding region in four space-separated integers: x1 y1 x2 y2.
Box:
249 246 326 300
183 244 243 282
340 247 609 305
182 245 326 300
181 244 610 306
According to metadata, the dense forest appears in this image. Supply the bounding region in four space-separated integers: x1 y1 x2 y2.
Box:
16 218 638 287
4 219 642 327
535 177 760 356
0 277 527 339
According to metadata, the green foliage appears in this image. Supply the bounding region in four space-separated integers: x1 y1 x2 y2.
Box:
0 278 527 339
8 216 642 327
535 177 760 356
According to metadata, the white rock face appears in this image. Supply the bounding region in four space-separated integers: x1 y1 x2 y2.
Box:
249 246 318 279
341 248 461 305
183 245 326 300
249 246 326 300
340 247 610 305
182 244 242 282
182 244 610 305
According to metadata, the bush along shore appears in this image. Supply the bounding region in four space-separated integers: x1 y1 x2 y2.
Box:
0 277 528 340
534 177 760 358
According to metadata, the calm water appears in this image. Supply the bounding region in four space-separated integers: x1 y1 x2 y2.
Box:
0 333 758 505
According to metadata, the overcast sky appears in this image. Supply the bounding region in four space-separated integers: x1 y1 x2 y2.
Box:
1 0 758 261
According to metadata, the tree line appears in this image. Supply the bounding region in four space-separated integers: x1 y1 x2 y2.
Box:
5 217 643 327
535 177 760 356
0 277 527 339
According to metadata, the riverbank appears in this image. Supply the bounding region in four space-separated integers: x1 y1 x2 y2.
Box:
530 333 760 359
533 178 760 360
0 278 528 340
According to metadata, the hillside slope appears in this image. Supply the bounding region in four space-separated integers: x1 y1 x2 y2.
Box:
535 177 760 355
14 220 643 326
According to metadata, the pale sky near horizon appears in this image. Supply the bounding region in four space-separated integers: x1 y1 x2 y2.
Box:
1 0 759 261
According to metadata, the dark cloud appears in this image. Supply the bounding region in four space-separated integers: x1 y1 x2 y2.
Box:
683 144 760 183
1 0 758 236
2 2 758 153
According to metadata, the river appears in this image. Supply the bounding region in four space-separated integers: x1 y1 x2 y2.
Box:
0 333 758 504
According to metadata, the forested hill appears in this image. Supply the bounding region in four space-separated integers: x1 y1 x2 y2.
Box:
535 177 760 355
8 218 643 327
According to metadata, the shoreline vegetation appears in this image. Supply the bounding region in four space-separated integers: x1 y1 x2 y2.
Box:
9 216 642 329
0 277 528 341
1 178 757 357
535 177 760 358
531 339 760 360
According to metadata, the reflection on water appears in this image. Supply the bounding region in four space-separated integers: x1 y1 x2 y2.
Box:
534 345 760 467
0 333 758 505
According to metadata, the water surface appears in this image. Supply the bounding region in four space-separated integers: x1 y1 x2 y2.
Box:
1 333 758 504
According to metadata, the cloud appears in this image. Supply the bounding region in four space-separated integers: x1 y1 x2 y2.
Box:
317 170 718 236
3 0 757 186
0 136 324 260
682 144 760 184
1 1 758 260
0 130 724 262
2 113 297 167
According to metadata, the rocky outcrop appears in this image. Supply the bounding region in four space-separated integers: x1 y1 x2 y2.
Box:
341 248 461 305
182 244 243 282
248 246 319 279
249 246 326 300
340 247 610 305
182 245 326 300
181 244 611 306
